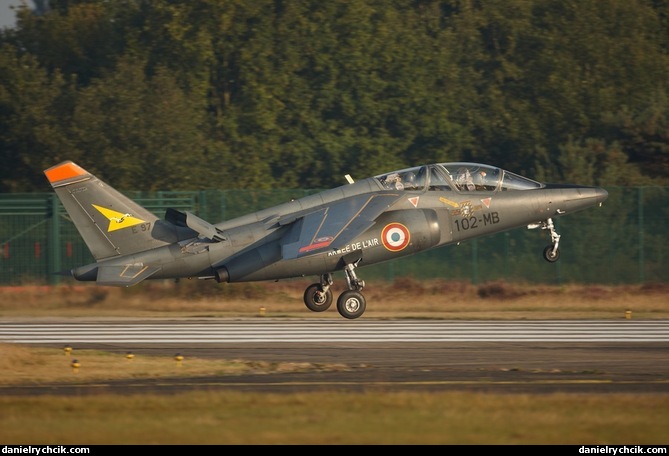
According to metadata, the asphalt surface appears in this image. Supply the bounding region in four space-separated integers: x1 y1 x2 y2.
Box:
2 319 668 396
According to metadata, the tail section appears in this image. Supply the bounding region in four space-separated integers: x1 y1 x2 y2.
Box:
44 161 173 261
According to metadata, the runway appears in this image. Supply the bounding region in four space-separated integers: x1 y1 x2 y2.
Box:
3 319 669 343
2 319 669 395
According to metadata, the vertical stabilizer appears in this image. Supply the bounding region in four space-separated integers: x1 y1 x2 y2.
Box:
44 161 175 260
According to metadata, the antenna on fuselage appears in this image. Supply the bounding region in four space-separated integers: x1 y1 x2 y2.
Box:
344 174 354 184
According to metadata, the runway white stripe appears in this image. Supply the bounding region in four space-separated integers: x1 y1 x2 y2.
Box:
1 320 668 343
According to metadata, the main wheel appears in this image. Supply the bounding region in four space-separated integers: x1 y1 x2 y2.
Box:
304 283 333 312
336 290 366 320
543 245 560 263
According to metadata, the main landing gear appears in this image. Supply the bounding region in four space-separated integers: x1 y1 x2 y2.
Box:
528 217 561 263
303 260 367 319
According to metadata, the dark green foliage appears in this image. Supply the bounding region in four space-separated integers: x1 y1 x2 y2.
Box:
1 0 668 192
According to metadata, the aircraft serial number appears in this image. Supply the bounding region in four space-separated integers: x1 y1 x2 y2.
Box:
454 212 500 231
131 223 151 234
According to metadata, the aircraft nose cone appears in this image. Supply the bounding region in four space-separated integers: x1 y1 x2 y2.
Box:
577 186 608 210
595 187 608 204
550 185 609 214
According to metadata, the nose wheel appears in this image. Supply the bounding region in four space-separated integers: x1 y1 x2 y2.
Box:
543 245 560 262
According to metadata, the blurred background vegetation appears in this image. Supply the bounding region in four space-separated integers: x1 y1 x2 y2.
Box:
1 0 669 193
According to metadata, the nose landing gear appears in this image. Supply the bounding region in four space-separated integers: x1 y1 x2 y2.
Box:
528 217 561 263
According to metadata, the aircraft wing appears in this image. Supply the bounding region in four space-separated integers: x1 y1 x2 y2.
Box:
165 208 225 241
281 193 401 259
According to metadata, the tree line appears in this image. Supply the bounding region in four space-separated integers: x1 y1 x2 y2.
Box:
1 0 668 193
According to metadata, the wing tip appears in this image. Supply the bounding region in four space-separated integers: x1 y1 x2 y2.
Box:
44 161 89 185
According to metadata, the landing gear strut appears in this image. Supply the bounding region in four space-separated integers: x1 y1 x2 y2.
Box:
529 217 561 262
302 259 367 319
337 260 366 320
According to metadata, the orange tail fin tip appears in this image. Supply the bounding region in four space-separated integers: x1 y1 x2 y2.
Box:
44 161 88 184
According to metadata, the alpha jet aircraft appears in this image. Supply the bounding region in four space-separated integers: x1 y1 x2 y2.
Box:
44 161 608 319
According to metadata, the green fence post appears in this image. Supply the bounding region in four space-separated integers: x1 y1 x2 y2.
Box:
198 190 206 218
471 239 478 284
503 232 509 280
49 195 61 285
638 187 644 283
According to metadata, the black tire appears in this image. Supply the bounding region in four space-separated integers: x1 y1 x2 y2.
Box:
336 290 366 320
543 245 560 263
303 283 333 312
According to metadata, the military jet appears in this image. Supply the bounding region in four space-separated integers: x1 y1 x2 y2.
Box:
44 161 608 319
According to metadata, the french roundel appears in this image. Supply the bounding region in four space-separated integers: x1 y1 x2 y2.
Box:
381 223 410 252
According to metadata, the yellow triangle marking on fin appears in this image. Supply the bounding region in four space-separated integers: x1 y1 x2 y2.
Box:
92 204 146 232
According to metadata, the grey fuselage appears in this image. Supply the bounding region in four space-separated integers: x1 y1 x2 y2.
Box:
72 163 607 285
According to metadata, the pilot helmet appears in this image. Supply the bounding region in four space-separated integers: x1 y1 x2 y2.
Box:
456 168 470 182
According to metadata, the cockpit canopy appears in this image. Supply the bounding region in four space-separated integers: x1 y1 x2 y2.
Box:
374 162 543 192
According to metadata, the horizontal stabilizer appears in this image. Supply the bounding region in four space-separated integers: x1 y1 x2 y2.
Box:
53 269 75 277
96 264 162 286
